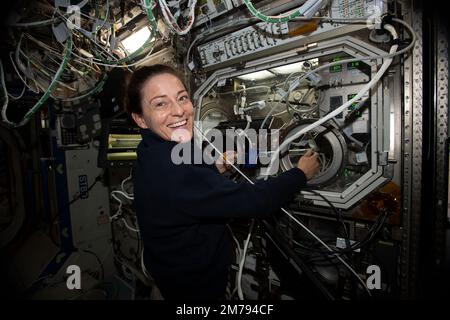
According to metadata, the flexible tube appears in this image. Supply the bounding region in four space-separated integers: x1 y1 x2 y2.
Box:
1 37 73 127
193 123 372 298
265 24 400 176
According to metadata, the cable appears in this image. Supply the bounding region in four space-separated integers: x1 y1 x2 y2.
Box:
110 188 134 223
227 224 242 260
54 70 107 103
52 0 157 65
185 36 201 70
292 209 389 258
237 220 254 300
48 173 103 247
303 188 349 239
9 49 39 94
280 207 371 295
103 0 157 64
122 217 140 233
110 190 134 221
193 123 372 297
0 61 10 117
93 0 110 33
111 190 134 200
8 85 26 100
158 0 197 35
69 41 156 68
242 0 325 23
2 36 73 127
22 33 102 78
79 249 105 280
8 12 67 28
266 22 406 177
121 168 134 197
141 247 151 279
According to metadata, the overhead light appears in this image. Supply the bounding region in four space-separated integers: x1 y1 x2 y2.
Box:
121 26 152 54
270 62 303 75
270 59 319 74
237 70 276 81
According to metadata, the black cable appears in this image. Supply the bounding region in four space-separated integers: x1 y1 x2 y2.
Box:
302 187 350 239
294 210 389 258
287 186 389 256
48 173 104 247
79 249 105 280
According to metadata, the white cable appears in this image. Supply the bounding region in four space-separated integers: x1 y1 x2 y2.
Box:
0 61 10 121
227 224 242 253
111 190 134 200
70 44 155 68
121 169 134 197
227 224 242 260
110 190 139 233
271 17 415 110
185 36 201 67
110 188 135 228
110 192 123 220
9 52 39 94
122 217 140 233
159 0 197 35
8 85 26 100
8 14 66 27
265 23 403 177
141 247 151 279
0 58 27 101
280 207 370 294
237 220 254 300
193 123 372 297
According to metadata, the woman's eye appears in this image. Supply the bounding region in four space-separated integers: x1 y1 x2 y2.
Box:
155 101 167 108
179 95 189 102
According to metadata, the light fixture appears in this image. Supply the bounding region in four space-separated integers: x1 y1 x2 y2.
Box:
236 70 276 81
270 63 303 75
121 26 152 54
270 59 319 74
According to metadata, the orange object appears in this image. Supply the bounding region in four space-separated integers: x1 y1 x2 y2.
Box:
288 21 319 37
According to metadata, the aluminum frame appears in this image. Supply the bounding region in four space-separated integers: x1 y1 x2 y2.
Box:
194 35 393 209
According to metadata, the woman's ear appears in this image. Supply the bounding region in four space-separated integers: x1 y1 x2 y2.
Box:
131 112 148 129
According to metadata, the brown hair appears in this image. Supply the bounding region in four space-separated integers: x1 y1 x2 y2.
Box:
125 64 185 115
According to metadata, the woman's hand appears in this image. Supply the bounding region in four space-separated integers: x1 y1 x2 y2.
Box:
297 150 320 180
215 151 237 174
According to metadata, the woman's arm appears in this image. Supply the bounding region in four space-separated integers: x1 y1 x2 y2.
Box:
170 163 307 219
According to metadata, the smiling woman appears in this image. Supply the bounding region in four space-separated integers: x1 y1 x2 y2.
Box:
126 65 194 143
125 64 319 300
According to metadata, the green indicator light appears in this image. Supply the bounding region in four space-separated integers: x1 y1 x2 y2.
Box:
347 61 361 70
347 94 362 116
344 168 349 177
329 57 343 73
329 64 343 73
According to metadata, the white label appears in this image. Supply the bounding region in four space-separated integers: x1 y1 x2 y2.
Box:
356 152 368 164
336 237 360 252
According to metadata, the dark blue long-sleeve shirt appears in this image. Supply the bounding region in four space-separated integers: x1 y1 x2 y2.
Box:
133 129 307 300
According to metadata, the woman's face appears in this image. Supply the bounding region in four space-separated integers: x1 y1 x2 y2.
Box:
132 73 194 143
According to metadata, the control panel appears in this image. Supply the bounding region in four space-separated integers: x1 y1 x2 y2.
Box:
198 21 290 68
196 0 387 70
194 0 237 27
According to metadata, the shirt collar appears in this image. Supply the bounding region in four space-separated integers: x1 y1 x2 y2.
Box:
140 129 173 145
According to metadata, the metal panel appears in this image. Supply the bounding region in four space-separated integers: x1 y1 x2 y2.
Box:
400 1 423 299
433 15 449 274
194 36 392 210
65 146 111 249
